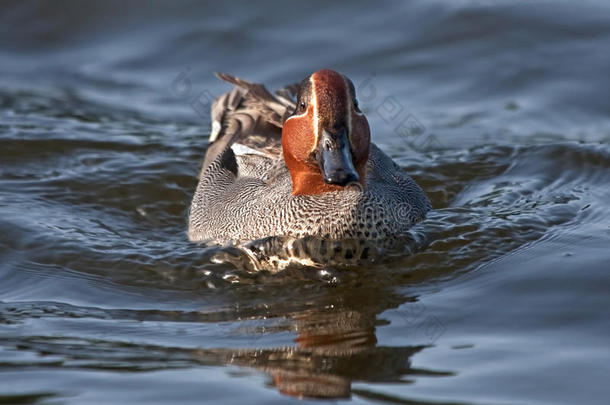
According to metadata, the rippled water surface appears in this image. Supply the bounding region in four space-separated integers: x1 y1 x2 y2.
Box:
2 1 610 404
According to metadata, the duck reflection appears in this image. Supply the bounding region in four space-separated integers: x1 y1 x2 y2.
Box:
190 271 452 400
12 267 453 400
257 313 433 399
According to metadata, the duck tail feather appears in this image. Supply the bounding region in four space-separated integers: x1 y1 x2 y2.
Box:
215 72 278 104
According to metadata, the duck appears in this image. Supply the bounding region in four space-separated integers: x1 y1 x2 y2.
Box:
188 69 430 267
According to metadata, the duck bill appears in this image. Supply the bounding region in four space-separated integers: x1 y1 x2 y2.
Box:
317 128 359 186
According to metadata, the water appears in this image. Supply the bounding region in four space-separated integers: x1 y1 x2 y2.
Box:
1 1 610 404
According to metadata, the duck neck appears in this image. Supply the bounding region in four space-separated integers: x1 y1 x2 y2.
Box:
289 170 345 195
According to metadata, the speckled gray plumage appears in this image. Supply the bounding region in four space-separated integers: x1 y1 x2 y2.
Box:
188 74 431 248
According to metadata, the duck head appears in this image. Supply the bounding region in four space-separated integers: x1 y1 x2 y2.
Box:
282 69 371 195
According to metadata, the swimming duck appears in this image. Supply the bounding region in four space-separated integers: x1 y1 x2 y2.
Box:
188 69 430 257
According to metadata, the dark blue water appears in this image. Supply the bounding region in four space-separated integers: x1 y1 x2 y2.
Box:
1 1 610 404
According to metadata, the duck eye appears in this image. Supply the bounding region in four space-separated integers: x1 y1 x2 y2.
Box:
299 101 306 111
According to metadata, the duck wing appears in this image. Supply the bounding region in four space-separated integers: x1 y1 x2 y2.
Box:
200 73 297 175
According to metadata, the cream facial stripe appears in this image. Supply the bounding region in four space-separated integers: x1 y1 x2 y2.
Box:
311 75 319 152
283 76 317 152
284 97 309 121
